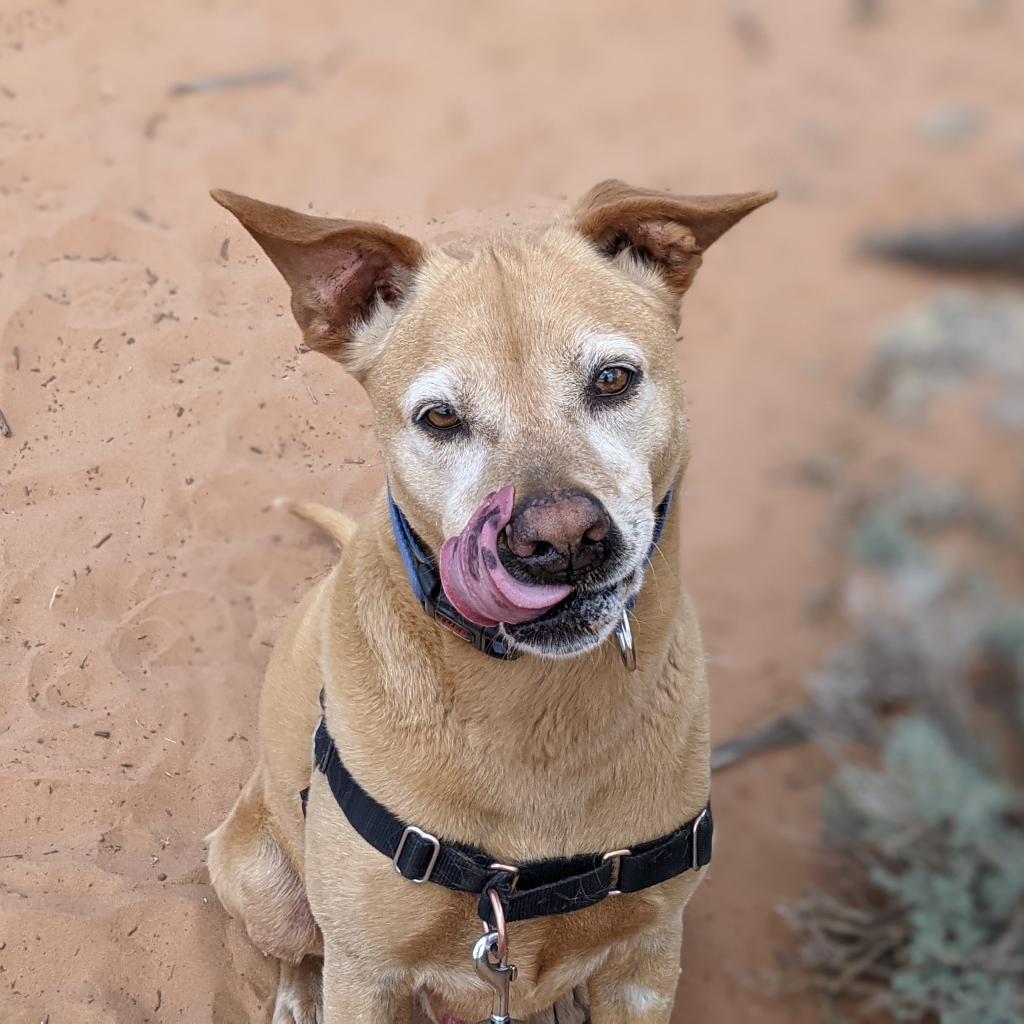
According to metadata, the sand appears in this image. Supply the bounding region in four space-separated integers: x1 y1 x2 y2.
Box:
2 1 1022 1021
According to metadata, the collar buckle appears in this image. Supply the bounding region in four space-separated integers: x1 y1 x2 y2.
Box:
602 848 632 896
692 808 710 870
393 825 441 884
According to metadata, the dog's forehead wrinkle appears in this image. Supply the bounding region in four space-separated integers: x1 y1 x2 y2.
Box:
416 236 593 328
389 242 676 400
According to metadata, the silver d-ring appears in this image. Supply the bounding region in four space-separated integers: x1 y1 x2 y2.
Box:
601 847 632 896
615 612 637 672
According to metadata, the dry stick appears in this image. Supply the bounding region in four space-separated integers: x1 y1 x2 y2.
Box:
0 406 11 438
710 712 811 772
863 218 1024 276
821 926 909 996
169 66 294 97
970 903 1024 970
787 892 914 1001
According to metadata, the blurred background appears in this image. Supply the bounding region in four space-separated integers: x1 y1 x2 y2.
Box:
2 1 1022 1022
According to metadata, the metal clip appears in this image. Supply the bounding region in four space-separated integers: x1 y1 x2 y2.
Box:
489 862 520 892
601 847 632 896
692 807 709 869
473 930 518 1024
392 825 440 883
615 611 637 672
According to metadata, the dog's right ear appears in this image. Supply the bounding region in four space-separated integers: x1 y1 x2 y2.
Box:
572 180 776 301
211 190 424 364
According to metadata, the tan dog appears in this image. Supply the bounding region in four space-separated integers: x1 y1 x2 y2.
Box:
206 180 773 1023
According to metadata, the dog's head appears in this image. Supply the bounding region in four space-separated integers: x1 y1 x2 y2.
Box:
214 181 773 657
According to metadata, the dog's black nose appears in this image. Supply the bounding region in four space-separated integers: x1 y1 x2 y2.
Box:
505 489 612 583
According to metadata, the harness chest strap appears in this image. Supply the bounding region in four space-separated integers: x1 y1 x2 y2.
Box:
303 718 713 928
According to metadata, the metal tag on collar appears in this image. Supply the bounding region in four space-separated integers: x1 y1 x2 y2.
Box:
615 611 637 671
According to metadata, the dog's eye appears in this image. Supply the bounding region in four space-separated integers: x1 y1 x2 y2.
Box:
591 365 635 399
418 404 462 433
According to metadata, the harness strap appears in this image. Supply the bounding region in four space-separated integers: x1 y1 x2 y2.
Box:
305 718 712 927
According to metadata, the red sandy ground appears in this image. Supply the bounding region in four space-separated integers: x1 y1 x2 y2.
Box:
2 1 1021 1021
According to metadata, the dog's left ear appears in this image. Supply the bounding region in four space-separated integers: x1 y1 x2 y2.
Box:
573 179 776 298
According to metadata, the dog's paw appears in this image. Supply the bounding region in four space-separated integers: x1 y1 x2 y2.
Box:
272 992 322 1024
273 959 323 1024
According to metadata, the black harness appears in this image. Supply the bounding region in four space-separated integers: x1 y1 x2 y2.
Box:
309 716 711 928
303 492 713 929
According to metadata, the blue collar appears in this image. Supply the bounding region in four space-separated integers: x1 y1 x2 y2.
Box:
387 487 675 661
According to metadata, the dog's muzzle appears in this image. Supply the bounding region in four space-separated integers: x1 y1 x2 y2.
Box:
439 486 572 628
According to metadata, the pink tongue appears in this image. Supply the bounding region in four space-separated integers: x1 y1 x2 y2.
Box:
439 486 572 628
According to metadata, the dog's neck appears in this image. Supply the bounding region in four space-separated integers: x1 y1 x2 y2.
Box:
333 490 685 745
319 488 704 860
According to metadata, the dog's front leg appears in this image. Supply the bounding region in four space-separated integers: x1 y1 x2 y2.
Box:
587 917 684 1024
321 941 414 1024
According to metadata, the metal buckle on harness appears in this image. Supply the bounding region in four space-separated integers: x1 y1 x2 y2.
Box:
489 862 520 893
602 848 632 896
393 825 441 884
692 808 709 870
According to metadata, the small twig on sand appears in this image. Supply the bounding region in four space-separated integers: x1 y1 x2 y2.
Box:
169 66 294 97
305 382 319 405
0 406 11 438
48 584 62 610
711 712 811 772
143 113 166 140
729 9 771 57
94 532 113 549
13 345 20 370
